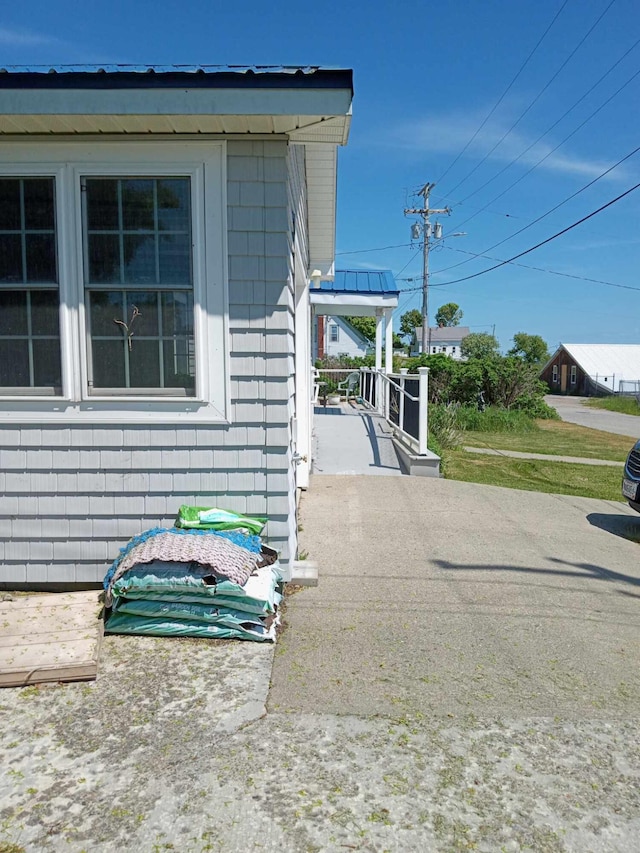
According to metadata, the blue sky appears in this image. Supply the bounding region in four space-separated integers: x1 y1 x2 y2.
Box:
2 0 639 352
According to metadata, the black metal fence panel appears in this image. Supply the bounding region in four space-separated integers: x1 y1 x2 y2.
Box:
403 378 420 442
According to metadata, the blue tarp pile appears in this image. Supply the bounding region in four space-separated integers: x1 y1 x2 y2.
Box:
103 507 283 642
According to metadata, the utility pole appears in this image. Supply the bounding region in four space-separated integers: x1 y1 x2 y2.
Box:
405 184 450 355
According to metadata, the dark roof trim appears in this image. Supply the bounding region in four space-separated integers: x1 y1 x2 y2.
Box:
0 65 354 93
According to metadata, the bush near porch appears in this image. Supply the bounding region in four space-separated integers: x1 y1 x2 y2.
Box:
405 352 557 419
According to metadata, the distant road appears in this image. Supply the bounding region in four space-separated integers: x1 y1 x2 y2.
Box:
545 395 640 439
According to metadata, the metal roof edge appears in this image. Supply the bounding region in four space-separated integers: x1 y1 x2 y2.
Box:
0 65 354 93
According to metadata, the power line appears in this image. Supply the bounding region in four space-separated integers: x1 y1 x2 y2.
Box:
336 242 412 256
431 245 640 293
443 0 618 199
399 180 640 290
457 33 640 207
435 0 570 186
437 140 640 276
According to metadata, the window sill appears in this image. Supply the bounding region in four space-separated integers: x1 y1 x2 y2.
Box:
0 399 229 425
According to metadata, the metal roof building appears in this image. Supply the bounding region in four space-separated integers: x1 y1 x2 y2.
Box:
542 344 640 394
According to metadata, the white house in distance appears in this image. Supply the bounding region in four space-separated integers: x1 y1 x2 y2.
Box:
0 64 353 587
314 315 372 359
410 325 470 358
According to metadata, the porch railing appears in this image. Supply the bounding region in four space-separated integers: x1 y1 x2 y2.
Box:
313 366 430 457
313 368 361 404
361 367 429 456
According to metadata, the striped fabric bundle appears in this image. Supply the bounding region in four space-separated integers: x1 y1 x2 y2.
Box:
103 525 283 642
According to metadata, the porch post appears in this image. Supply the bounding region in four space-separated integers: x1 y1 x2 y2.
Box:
418 366 429 456
375 309 383 372
384 308 393 374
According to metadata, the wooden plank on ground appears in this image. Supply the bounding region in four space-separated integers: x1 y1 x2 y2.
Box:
0 591 103 687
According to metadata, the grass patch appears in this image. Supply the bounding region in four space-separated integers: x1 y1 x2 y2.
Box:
584 396 640 416
452 405 540 433
444 450 624 501
462 419 632 462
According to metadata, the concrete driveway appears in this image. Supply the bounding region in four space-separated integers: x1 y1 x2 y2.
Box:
1 476 639 852
546 394 640 438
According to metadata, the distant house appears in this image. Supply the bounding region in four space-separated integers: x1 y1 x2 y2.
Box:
541 344 640 395
410 326 470 359
314 316 372 359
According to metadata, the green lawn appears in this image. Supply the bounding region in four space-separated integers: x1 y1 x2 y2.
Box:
584 396 640 416
445 450 624 501
461 419 633 461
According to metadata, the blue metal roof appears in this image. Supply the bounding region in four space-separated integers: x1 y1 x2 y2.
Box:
0 65 353 92
321 269 400 295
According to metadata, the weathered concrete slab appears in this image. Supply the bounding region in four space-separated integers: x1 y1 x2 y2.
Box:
270 476 640 719
0 592 103 687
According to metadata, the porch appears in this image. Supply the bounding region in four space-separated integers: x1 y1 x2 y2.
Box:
311 368 440 477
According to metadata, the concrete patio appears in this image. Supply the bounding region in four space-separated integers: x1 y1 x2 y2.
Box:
311 400 404 476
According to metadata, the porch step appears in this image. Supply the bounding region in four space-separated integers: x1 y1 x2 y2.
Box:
392 437 441 477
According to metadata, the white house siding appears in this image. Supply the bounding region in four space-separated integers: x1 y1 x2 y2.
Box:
324 317 368 358
0 138 298 587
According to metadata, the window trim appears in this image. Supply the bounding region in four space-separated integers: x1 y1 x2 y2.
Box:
329 323 339 343
552 364 559 383
73 164 204 402
570 365 577 385
0 140 229 423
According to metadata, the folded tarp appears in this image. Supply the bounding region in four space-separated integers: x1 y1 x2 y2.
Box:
110 562 282 615
104 611 278 642
103 527 262 607
112 597 276 632
175 505 266 535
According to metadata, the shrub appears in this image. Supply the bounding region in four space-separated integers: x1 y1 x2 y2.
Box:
428 403 462 449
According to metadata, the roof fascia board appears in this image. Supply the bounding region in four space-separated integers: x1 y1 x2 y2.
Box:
0 88 352 117
310 293 399 316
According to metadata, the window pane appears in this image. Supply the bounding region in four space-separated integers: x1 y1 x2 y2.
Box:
86 180 119 230
129 339 161 387
161 291 193 335
125 291 159 337
0 339 30 386
30 290 60 335
123 234 156 284
0 179 21 230
92 338 126 387
159 234 191 285
25 234 57 283
90 290 125 336
88 234 120 283
122 179 155 231
163 339 195 391
0 234 23 283
157 179 190 231
32 338 62 387
0 290 27 334
23 179 55 229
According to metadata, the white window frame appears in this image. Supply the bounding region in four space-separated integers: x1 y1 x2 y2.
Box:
329 323 339 343
552 364 558 383
570 365 577 385
0 140 229 424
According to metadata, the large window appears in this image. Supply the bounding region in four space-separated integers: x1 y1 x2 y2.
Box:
83 178 195 395
0 177 62 393
0 142 228 422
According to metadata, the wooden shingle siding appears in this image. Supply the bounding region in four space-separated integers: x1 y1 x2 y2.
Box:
0 138 299 587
